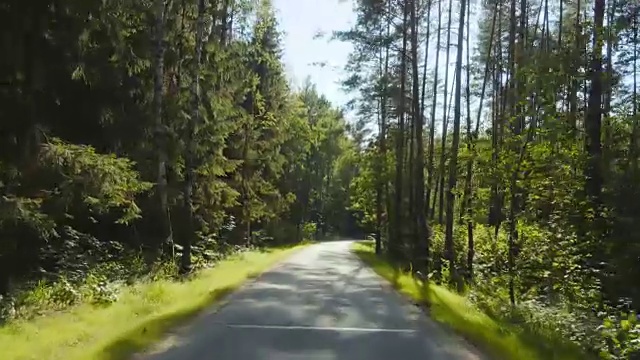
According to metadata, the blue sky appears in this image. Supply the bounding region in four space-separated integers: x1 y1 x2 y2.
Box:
273 0 356 109
272 0 481 131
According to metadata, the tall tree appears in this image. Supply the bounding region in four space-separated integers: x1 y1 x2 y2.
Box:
444 0 467 285
410 0 429 270
153 0 174 256
437 0 455 224
426 0 443 221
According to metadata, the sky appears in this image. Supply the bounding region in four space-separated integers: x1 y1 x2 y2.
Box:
271 0 482 131
272 0 356 109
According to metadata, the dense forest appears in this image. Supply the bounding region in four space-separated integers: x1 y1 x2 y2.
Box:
2 0 640 358
338 0 640 358
0 0 363 320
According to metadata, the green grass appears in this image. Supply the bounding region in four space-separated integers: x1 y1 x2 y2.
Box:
352 241 590 360
0 244 305 360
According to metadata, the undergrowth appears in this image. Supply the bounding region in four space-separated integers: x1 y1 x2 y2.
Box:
352 241 593 360
0 239 250 324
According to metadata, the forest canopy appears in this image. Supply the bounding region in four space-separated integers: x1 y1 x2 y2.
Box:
0 0 361 310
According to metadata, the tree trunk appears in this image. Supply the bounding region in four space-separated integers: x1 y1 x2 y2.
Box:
383 0 393 249
462 0 497 281
426 0 442 221
630 8 638 172
392 0 409 259
568 0 581 133
182 0 207 273
375 97 384 254
411 0 429 272
220 0 230 45
444 0 466 286
584 0 605 237
153 0 174 257
437 0 454 224
558 0 563 47
488 1 503 233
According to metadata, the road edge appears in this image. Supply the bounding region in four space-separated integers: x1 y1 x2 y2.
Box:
348 241 489 360
134 243 311 358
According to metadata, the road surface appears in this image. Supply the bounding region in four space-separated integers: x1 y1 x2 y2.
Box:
141 240 487 360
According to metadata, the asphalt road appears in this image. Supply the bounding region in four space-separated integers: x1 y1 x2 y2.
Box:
140 240 487 360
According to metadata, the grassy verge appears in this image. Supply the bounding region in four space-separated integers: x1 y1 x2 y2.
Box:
0 244 305 360
352 241 590 360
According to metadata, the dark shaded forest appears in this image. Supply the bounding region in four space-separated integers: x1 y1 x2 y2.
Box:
0 0 363 320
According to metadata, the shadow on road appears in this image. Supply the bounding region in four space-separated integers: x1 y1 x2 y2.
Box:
140 241 483 360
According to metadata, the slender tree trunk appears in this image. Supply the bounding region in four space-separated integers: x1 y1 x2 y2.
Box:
464 10 474 278
462 0 497 281
153 0 174 257
444 0 467 286
408 0 417 248
489 1 503 232
604 0 615 120
241 124 251 244
392 0 410 259
427 0 443 220
375 50 385 255
408 101 415 238
420 0 432 131
460 0 473 225
438 0 454 224
375 3 392 255
420 1 433 257
631 12 638 172
543 0 549 52
376 97 384 254
559 0 563 48
383 0 393 247
584 0 605 237
181 0 207 272
505 0 518 306
431 176 439 218
635 12 638 119
569 0 581 133
220 0 230 45
411 0 429 272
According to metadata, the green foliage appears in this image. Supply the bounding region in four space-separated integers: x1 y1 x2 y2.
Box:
598 310 640 360
341 0 640 358
39 138 152 224
353 241 590 360
0 245 304 360
0 3 362 348
348 146 379 230
301 222 317 242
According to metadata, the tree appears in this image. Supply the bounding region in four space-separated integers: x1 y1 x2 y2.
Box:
444 0 467 285
342 0 640 356
0 0 358 310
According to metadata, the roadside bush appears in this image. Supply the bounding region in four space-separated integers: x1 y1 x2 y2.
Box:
302 222 317 242
429 222 640 360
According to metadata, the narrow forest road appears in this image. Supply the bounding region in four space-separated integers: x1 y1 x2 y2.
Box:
140 241 486 360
